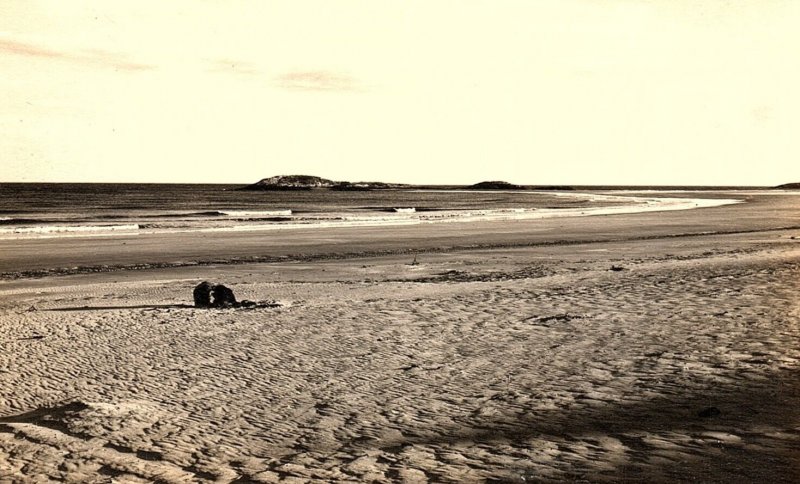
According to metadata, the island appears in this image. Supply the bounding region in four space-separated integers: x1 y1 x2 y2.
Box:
467 181 522 190
238 175 576 191
239 175 408 191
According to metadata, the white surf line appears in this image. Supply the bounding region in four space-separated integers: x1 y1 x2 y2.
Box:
142 193 742 234
606 189 800 196
0 224 141 240
0 231 142 240
219 209 292 216
0 194 742 240
539 190 742 209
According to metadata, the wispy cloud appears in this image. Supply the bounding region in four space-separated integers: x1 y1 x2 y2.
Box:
0 38 154 71
274 70 360 92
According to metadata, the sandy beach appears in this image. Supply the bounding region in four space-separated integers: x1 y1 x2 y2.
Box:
2 191 800 483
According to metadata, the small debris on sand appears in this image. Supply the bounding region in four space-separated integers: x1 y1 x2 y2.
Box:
522 313 583 327
17 335 46 341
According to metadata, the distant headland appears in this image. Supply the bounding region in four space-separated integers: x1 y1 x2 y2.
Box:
775 182 800 189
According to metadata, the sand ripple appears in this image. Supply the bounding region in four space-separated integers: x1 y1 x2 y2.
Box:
1 244 799 482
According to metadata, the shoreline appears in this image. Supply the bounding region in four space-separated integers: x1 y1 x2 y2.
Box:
0 191 797 281
2 224 799 281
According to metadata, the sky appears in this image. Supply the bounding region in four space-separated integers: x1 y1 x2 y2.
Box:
1 0 799 185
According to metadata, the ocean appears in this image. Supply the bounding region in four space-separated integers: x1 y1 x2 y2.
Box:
0 183 739 239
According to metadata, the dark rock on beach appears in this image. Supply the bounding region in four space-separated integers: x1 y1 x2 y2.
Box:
193 282 279 309
193 281 237 308
193 281 214 308
212 284 237 308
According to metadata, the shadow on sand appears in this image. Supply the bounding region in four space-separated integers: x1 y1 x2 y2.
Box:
0 402 94 440
46 304 194 311
1 364 797 481
45 302 280 311
360 367 800 483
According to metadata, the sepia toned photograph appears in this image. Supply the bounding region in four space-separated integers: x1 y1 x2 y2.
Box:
1 1 799 482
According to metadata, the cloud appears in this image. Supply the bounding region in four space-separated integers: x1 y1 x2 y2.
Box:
274 70 360 92
0 38 154 71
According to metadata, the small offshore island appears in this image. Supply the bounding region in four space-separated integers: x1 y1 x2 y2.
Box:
239 175 409 191
239 174 577 191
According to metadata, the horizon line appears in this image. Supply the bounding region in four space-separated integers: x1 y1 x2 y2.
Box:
0 180 789 189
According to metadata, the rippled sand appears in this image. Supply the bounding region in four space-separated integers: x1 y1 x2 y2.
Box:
1 193 799 482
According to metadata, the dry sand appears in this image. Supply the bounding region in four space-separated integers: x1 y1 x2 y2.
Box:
1 192 800 483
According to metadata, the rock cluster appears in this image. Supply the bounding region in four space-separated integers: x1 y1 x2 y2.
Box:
193 281 239 308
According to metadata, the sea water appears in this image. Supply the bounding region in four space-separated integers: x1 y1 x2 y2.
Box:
0 183 741 239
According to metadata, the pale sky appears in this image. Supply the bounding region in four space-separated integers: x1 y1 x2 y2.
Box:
2 0 799 185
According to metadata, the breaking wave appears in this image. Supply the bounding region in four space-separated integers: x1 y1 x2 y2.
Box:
218 210 293 217
0 224 140 236
0 194 743 239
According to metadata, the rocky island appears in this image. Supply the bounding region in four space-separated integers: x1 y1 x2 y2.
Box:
240 175 408 191
240 175 338 190
468 181 523 190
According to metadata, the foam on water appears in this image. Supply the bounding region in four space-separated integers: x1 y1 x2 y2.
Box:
0 224 140 237
133 195 742 235
0 191 747 240
219 210 293 217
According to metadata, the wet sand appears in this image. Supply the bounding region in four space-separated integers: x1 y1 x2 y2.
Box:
1 192 799 482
